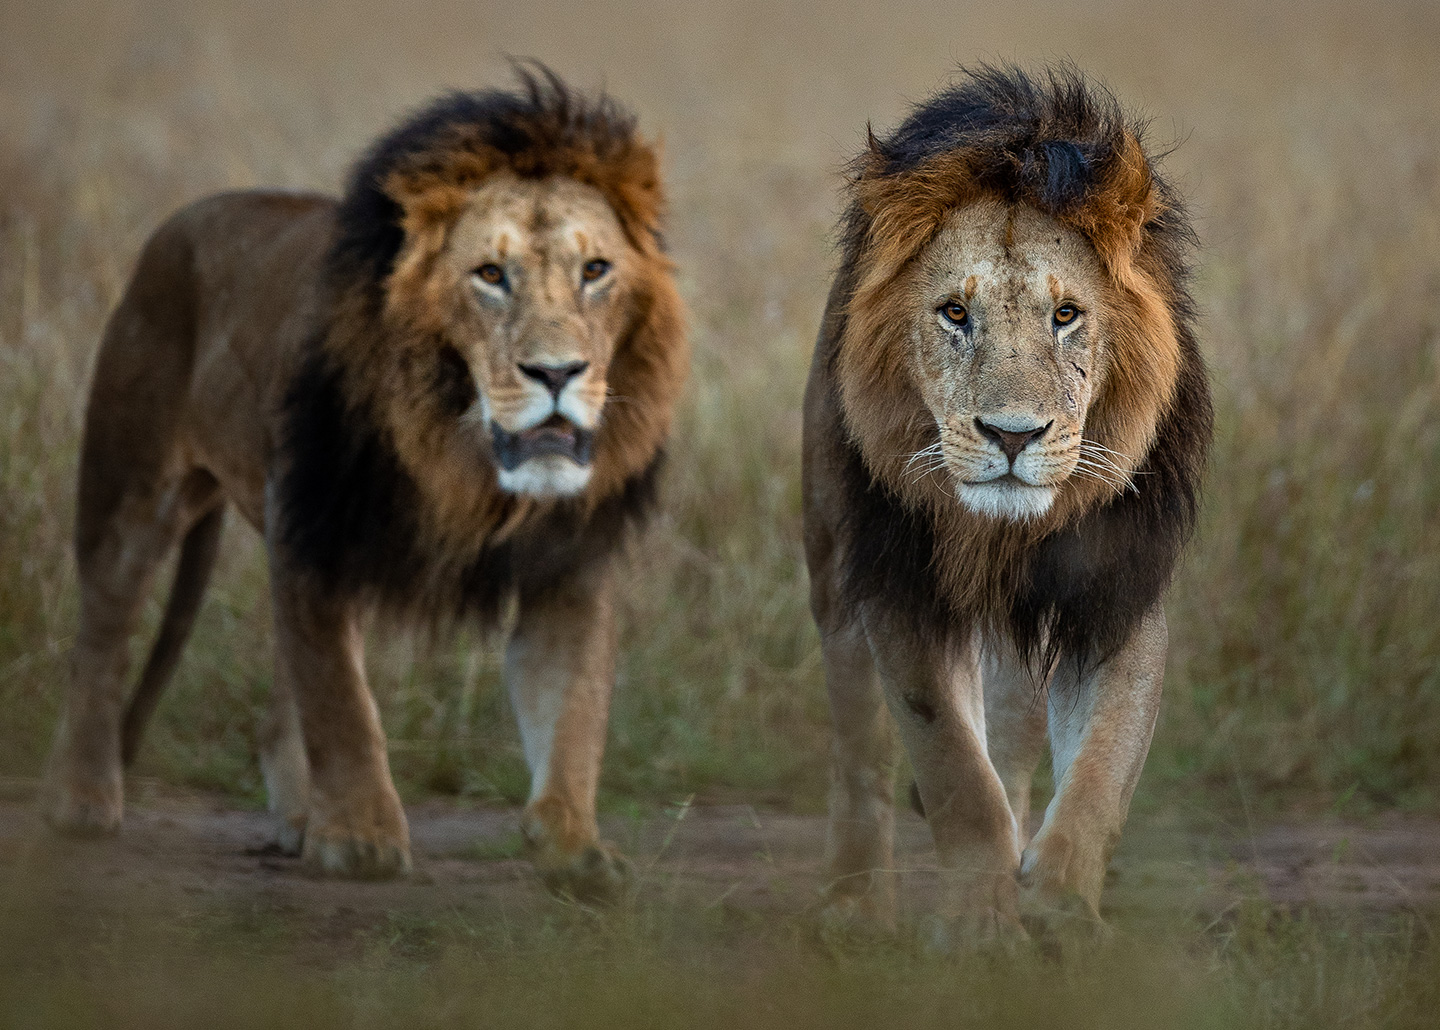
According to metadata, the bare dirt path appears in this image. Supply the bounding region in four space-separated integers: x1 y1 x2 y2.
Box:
3 781 1439 942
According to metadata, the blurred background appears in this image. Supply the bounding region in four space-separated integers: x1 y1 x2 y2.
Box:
2 0 1438 823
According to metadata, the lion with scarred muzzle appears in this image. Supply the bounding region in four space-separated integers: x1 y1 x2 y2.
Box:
41 67 687 902
804 66 1211 945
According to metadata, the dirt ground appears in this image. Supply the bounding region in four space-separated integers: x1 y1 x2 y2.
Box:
4 779 1439 949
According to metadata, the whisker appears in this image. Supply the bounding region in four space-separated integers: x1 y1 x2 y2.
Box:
901 442 945 475
1078 465 1140 494
1080 440 1136 460
1077 446 1153 478
1072 460 1129 491
907 456 950 486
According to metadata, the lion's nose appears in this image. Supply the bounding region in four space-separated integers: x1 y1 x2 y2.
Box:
518 360 589 399
975 417 1052 462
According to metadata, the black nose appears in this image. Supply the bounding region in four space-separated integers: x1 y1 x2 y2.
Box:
975 418 1052 462
518 360 589 399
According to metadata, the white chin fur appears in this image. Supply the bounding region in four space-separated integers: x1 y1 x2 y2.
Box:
497 457 593 498
956 480 1056 521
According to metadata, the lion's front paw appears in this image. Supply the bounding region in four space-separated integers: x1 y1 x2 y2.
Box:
1019 887 1112 950
536 841 633 906
301 789 411 879
923 905 1029 955
520 798 632 906
1018 830 1111 948
923 865 1027 954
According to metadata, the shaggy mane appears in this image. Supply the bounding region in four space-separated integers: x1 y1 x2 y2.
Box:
824 64 1212 673
276 65 684 621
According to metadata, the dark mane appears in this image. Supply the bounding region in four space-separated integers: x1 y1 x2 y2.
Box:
280 346 661 620
875 64 1140 194
829 64 1212 674
331 61 648 295
838 63 1197 293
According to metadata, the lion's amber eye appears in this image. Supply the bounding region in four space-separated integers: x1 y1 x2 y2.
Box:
1053 303 1080 326
582 258 611 283
474 264 507 288
939 301 969 328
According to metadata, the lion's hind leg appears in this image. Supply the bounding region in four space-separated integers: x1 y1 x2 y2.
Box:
44 470 222 835
818 616 899 935
44 214 223 835
980 642 1050 852
257 660 310 856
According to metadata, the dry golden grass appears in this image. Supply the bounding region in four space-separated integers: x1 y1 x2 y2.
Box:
1 0 1437 815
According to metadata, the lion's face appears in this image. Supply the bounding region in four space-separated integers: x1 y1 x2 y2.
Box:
438 173 638 497
904 199 1109 521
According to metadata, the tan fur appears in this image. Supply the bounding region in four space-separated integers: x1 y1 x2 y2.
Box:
807 161 1186 940
42 121 685 900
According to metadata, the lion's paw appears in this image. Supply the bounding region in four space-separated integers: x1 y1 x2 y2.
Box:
300 791 411 879
536 842 633 907
922 907 1029 956
43 774 123 838
302 828 411 879
1019 887 1112 951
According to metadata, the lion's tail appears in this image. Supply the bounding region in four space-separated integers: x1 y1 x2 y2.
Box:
120 504 226 766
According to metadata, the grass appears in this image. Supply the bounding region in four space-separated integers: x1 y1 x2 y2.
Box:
2 887 1438 1029
0 0 1438 1022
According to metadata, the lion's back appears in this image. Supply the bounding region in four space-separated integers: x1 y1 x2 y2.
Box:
80 190 341 538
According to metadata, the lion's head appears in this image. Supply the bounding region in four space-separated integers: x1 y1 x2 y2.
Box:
280 67 686 615
836 66 1192 530
822 65 1211 666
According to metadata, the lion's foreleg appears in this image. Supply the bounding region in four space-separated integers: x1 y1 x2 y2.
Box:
268 569 410 878
1021 605 1167 930
862 607 1023 946
819 617 899 932
505 562 629 905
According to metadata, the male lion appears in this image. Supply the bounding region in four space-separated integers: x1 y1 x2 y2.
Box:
804 66 1211 941
42 68 686 900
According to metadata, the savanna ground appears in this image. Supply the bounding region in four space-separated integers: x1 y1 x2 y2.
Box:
1 0 1438 1025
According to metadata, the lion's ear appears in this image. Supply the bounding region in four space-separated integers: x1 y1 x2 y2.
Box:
1072 130 1163 278
852 150 980 297
380 169 475 330
383 167 477 236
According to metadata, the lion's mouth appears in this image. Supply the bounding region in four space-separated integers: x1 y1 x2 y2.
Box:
490 415 595 471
